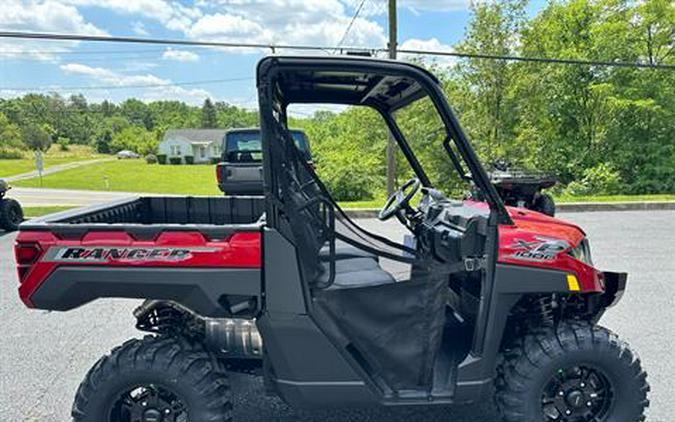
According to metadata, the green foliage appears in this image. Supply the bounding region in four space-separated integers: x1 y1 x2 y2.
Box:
0 149 24 159
21 124 52 152
201 98 218 128
169 157 182 165
145 154 158 164
564 163 623 196
1 0 672 201
0 112 24 159
96 130 112 154
110 126 157 155
57 137 71 151
157 154 167 164
184 155 194 165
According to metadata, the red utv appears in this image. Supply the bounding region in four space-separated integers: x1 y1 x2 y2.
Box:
15 57 648 422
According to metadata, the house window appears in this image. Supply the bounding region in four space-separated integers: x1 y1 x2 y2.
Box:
171 145 181 156
200 146 206 158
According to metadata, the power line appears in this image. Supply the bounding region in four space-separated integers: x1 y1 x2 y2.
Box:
0 31 673 70
396 48 675 70
0 77 254 92
336 0 368 51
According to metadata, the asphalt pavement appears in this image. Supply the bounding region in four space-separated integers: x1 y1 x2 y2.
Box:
1 210 673 421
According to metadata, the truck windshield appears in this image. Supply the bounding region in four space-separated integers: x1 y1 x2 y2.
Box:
225 130 310 162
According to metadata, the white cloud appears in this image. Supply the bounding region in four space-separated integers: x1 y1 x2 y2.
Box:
186 0 386 52
399 37 457 67
0 0 106 60
59 63 212 104
62 0 202 33
342 0 470 15
400 0 470 11
162 48 200 62
132 21 149 36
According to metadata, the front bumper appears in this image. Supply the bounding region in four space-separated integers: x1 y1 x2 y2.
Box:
601 271 627 308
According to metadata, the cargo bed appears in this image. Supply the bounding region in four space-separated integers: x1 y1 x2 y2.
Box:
16 195 266 316
21 195 265 238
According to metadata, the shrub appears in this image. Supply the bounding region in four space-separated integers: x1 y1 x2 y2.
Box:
57 137 70 151
157 154 167 164
210 157 220 165
0 148 24 159
564 163 623 196
184 155 194 165
317 150 379 201
145 154 158 164
169 156 182 165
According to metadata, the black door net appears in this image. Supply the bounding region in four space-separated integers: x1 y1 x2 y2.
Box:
265 109 457 392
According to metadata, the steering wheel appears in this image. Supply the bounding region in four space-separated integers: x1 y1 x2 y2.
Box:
378 178 421 221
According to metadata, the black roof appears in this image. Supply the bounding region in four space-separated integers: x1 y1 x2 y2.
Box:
257 56 441 111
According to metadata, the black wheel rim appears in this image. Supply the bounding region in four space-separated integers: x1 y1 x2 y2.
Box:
110 384 189 422
541 365 613 422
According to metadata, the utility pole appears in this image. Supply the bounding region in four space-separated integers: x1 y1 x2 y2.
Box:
386 0 397 197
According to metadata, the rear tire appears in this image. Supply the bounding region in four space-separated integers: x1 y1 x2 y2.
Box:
0 198 23 231
496 322 649 422
72 336 232 422
534 193 556 216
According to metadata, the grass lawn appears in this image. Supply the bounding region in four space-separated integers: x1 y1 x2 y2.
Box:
0 145 106 178
14 159 221 195
23 206 77 217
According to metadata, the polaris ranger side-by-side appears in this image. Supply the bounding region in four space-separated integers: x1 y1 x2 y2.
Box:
15 57 648 422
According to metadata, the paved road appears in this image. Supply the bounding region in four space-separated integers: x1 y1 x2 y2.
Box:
5 158 114 182
1 211 673 421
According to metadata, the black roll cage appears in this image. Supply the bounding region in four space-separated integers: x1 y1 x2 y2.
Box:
256 56 512 226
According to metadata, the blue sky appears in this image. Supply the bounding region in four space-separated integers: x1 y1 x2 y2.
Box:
0 0 546 109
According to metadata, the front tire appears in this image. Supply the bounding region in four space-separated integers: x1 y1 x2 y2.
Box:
0 198 23 231
533 193 556 216
496 322 649 422
72 336 232 422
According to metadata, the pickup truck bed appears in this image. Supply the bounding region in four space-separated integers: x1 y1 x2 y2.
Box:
16 196 265 317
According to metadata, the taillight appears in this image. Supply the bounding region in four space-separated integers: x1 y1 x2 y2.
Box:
15 242 41 282
216 163 223 184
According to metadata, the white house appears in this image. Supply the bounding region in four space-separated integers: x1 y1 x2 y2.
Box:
158 129 227 164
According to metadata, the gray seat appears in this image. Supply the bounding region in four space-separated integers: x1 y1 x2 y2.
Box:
316 257 395 290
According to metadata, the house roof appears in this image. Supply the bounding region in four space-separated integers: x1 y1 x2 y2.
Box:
163 129 227 145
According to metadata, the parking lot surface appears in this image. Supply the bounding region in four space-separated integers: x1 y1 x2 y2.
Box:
1 210 673 421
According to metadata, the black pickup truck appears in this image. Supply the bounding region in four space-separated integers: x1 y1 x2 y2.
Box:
216 128 312 195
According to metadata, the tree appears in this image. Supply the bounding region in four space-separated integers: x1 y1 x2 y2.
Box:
201 98 218 128
0 112 23 149
110 126 157 155
453 0 527 163
96 130 113 154
21 124 52 151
